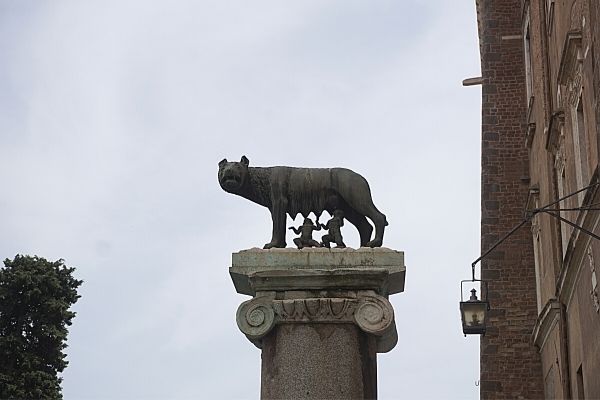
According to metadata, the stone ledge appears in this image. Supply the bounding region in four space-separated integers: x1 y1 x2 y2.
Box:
230 247 405 296
233 246 404 267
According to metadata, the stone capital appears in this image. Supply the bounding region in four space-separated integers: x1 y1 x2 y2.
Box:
230 247 405 353
236 292 397 353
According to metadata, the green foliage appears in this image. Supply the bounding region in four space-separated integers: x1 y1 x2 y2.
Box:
0 255 82 399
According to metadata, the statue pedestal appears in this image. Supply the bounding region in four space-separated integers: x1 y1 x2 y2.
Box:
230 247 405 400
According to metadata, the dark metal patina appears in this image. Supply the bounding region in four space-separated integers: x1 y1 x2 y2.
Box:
218 156 388 249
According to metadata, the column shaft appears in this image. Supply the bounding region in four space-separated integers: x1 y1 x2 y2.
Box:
261 323 377 400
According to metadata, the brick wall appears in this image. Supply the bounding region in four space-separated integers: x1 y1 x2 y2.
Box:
478 0 544 398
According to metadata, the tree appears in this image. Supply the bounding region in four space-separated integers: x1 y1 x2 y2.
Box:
0 255 82 399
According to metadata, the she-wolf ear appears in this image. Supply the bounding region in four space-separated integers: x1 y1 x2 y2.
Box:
240 155 249 166
219 158 227 167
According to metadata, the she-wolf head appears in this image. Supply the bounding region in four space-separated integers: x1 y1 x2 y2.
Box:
218 155 250 193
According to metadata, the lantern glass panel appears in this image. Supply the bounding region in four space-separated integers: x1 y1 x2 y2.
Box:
462 302 486 327
460 300 488 335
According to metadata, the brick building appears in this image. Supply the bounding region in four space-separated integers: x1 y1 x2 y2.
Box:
474 0 600 398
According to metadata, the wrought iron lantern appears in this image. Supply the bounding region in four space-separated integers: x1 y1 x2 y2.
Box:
459 181 600 336
460 284 489 335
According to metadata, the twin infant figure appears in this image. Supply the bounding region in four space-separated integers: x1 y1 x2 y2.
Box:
288 210 345 249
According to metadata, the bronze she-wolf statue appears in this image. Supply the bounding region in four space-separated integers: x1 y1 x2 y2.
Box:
218 156 388 249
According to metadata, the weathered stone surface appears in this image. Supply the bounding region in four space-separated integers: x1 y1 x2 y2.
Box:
230 247 405 296
236 292 397 353
261 323 377 400
232 247 403 268
231 248 404 399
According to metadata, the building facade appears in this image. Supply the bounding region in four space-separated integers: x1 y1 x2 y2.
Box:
475 0 600 398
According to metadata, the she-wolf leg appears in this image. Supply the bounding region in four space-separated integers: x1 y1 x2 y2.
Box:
366 210 386 247
264 200 287 249
359 204 386 248
344 208 373 247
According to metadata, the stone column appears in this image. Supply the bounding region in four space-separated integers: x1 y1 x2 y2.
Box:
230 247 405 400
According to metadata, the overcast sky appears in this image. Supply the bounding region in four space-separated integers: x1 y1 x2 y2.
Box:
0 1 482 399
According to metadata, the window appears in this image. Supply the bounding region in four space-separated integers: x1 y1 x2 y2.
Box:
524 13 534 100
572 95 589 204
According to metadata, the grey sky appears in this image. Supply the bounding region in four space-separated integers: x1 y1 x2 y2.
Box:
0 1 482 398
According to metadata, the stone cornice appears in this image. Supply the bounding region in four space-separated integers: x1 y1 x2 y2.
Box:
248 268 393 294
557 30 583 85
531 298 561 349
230 247 405 296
